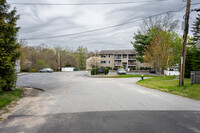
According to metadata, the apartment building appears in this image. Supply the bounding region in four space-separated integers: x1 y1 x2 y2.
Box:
99 50 137 70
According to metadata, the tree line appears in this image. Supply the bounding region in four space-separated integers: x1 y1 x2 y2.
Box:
19 43 88 72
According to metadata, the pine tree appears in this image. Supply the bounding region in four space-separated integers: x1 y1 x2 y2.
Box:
185 14 200 78
191 14 200 45
0 0 20 91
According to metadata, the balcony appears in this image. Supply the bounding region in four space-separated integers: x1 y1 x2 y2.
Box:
114 61 121 66
128 55 136 60
128 61 136 66
114 63 121 66
128 63 136 66
114 58 122 60
114 55 121 60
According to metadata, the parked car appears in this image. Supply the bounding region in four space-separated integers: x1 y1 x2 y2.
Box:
39 68 53 73
98 68 104 75
149 68 156 73
117 68 126 75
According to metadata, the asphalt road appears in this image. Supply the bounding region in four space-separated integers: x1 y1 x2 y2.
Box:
1 72 200 133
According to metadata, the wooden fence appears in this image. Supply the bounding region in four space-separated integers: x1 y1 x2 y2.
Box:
191 71 200 84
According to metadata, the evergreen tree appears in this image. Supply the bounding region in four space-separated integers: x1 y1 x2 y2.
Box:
191 14 200 45
185 46 200 78
0 0 20 91
185 14 200 78
131 29 159 62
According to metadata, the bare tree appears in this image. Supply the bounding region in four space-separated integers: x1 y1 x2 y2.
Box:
141 12 179 34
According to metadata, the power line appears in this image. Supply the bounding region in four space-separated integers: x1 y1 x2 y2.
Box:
10 0 168 6
23 2 200 40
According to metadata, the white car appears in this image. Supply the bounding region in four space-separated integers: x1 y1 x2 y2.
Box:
117 69 126 75
39 68 53 73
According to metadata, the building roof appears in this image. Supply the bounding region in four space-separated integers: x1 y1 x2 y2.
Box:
99 49 137 55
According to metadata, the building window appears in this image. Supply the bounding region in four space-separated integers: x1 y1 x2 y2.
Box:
101 55 110 58
101 60 110 64
101 61 106 64
123 54 127 58
115 55 121 59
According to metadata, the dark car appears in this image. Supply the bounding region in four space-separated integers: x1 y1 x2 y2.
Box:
149 69 156 73
39 68 53 73
98 68 104 74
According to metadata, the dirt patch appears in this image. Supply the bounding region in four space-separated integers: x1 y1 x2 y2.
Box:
19 87 44 97
0 87 44 122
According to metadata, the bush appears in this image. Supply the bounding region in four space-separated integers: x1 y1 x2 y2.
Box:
91 67 109 75
104 68 109 75
31 69 36 72
91 68 98 75
21 68 29 72
131 67 136 70
105 67 112 70
0 78 6 91
140 67 145 70
113 67 118 70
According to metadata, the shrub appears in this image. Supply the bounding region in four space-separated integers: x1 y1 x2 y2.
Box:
91 68 98 75
106 67 112 70
104 68 109 75
131 67 136 70
0 78 6 91
140 67 144 70
113 67 118 70
21 68 29 72
31 69 36 72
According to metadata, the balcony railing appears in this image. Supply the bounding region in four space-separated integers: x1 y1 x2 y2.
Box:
128 63 136 66
128 57 136 60
114 63 121 66
114 57 121 60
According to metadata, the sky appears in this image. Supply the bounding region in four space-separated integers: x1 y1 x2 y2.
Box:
7 0 200 51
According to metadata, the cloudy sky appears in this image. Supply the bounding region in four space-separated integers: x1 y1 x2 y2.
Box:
7 0 200 51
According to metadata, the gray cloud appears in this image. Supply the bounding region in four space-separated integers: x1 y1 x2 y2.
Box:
8 0 200 51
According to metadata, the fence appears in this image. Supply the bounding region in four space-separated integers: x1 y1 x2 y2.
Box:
191 71 200 84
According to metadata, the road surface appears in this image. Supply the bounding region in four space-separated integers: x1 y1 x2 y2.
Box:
0 72 200 133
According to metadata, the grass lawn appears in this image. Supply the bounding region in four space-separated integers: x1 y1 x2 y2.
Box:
102 74 157 78
137 76 200 100
0 89 23 110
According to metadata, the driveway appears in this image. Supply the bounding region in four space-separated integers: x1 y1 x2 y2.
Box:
0 71 200 133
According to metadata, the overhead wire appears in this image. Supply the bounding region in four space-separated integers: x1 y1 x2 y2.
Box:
10 0 168 6
17 2 200 40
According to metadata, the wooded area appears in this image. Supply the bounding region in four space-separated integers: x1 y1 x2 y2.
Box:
19 43 89 72
132 12 200 75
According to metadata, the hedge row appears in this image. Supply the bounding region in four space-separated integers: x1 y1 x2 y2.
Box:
91 68 109 75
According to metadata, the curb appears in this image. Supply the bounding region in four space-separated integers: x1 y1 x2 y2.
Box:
17 73 28 76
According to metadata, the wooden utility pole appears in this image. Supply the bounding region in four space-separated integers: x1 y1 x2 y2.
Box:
58 51 60 71
179 0 191 86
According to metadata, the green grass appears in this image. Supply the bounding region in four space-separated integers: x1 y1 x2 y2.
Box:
137 76 200 100
0 89 23 110
102 74 157 78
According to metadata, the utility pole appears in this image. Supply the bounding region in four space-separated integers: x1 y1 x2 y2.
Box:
179 0 191 86
58 51 60 71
